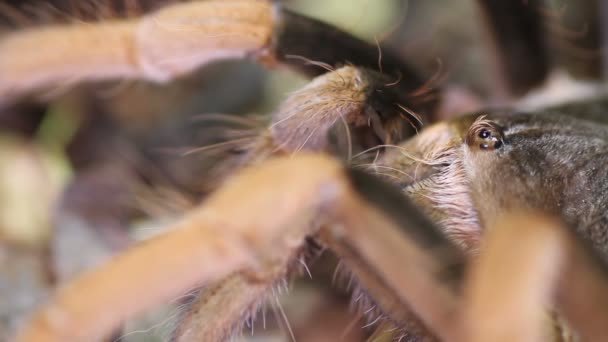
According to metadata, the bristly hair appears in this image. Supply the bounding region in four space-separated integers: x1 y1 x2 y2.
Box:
367 125 483 252
419 144 482 251
332 262 435 342
167 235 323 341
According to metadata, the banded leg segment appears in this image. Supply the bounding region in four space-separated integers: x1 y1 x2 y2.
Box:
0 0 273 104
0 0 433 113
16 154 465 342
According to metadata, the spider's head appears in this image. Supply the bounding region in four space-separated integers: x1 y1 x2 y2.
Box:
374 109 608 252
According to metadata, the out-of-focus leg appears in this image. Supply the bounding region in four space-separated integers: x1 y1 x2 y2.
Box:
462 211 608 342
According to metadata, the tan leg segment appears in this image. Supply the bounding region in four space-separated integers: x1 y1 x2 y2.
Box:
0 1 432 112
17 154 467 341
172 274 275 342
463 211 608 342
0 0 274 105
462 213 564 342
172 166 468 342
323 169 464 340
16 154 345 342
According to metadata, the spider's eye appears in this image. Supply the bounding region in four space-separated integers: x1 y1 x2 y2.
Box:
479 129 491 139
466 118 504 151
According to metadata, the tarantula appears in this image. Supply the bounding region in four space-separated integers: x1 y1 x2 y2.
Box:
3 0 608 341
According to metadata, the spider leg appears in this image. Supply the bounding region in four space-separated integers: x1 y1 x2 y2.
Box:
0 1 272 105
169 176 608 342
475 0 549 98
317 167 465 340
170 273 275 341
463 211 608 342
477 0 603 100
171 164 467 342
16 154 341 342
16 153 466 342
0 0 433 112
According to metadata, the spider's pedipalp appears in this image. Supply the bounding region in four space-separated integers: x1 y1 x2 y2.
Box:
269 65 425 155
